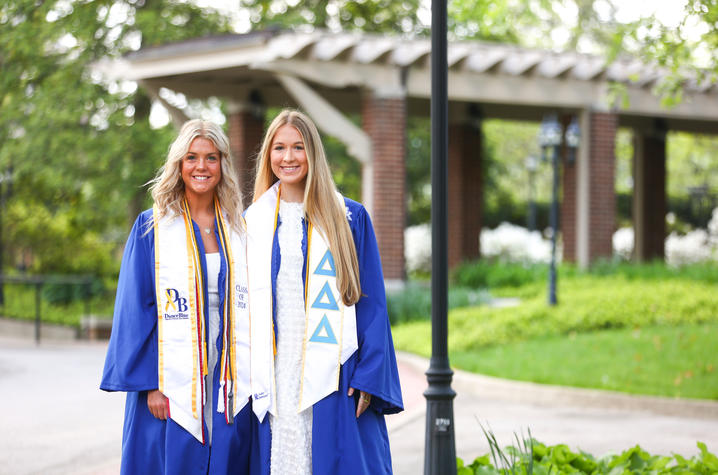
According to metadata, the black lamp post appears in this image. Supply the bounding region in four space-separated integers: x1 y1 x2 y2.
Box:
538 114 580 306
423 0 456 473
525 155 538 232
539 114 564 306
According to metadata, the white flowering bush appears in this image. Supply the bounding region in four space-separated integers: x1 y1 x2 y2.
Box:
612 227 634 261
404 224 432 274
406 207 718 275
612 207 718 265
665 229 713 265
404 222 553 274
480 222 553 263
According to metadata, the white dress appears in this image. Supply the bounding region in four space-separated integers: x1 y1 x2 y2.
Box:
270 200 313 475
204 252 221 445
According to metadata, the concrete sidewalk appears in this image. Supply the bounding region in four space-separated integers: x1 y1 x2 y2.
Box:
389 352 718 475
0 336 716 474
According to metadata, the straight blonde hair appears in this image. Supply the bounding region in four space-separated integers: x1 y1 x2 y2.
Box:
254 110 361 305
148 119 243 233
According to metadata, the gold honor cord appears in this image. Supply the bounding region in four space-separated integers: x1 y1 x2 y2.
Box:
298 220 313 411
181 199 207 419
270 186 282 358
153 206 165 393
214 198 235 423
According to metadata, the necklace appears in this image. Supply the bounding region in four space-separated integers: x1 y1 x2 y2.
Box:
204 227 212 235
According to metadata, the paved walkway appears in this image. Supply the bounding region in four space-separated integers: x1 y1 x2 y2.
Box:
1 336 716 474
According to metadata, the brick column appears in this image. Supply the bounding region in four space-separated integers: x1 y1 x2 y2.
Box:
448 121 482 268
362 92 407 281
587 112 618 261
227 103 265 205
633 124 667 261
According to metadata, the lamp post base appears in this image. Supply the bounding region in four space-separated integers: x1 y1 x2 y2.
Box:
424 361 457 475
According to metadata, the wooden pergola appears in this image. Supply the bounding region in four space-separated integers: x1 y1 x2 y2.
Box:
101 29 718 282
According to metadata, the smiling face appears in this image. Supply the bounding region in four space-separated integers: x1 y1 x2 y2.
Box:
270 124 309 202
181 136 222 202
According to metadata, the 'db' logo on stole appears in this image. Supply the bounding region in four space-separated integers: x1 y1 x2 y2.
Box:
164 288 189 320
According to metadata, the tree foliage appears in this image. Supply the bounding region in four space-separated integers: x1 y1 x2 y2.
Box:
0 0 231 276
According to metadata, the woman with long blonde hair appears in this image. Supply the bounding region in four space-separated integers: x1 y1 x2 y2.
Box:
102 119 263 474
245 109 403 475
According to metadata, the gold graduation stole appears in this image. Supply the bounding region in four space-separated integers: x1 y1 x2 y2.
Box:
245 182 357 421
153 198 251 442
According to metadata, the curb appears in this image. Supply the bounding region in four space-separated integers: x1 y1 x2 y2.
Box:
396 351 718 420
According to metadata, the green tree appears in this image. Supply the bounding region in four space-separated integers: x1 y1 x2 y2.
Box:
0 0 231 276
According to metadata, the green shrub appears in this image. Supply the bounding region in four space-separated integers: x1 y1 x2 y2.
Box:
584 259 718 282
42 277 105 305
394 276 718 352
1 281 115 327
452 260 718 291
452 260 548 289
386 283 490 325
458 434 718 474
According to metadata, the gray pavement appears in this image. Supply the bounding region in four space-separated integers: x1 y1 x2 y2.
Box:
0 335 716 474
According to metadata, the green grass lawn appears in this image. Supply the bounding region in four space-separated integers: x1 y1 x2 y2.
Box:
392 270 718 400
450 323 718 400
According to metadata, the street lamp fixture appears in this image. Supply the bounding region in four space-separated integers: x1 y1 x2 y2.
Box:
538 114 578 306
565 117 581 164
525 155 538 231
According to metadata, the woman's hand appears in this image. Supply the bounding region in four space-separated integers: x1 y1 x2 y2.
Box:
348 387 372 418
147 390 169 420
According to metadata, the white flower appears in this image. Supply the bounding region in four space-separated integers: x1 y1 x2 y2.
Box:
612 227 634 261
404 224 432 273
665 229 712 266
480 222 552 263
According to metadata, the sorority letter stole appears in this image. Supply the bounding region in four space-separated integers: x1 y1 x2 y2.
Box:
245 182 358 422
153 198 251 443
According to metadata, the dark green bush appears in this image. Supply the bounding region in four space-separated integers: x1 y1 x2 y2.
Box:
386 283 490 325
42 277 105 305
452 260 718 291
452 259 548 289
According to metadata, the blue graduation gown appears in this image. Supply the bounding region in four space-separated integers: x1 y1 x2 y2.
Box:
258 198 403 475
101 210 265 475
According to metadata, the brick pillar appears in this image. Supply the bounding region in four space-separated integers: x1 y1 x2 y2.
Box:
362 93 407 281
228 104 265 205
633 124 666 261
561 117 578 262
587 112 618 261
448 121 482 268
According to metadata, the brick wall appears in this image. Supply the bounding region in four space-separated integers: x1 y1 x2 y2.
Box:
362 94 407 280
228 109 265 205
448 122 482 268
588 112 618 261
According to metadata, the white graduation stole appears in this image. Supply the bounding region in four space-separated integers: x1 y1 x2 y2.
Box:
153 198 251 443
245 182 358 421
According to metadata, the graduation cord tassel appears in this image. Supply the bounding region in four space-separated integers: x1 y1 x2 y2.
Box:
215 198 235 424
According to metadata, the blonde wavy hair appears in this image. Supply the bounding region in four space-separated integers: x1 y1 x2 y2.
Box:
254 109 361 305
148 119 243 232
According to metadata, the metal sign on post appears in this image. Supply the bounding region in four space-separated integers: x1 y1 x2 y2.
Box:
423 0 457 473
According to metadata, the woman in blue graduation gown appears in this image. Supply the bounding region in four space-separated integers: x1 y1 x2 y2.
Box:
244 109 403 475
101 120 264 474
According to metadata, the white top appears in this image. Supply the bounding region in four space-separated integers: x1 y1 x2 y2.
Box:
270 200 312 475
204 252 221 445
